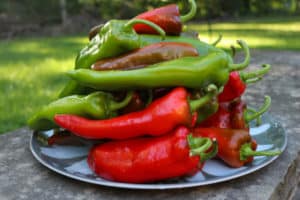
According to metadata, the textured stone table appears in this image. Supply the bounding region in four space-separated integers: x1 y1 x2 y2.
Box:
0 50 299 200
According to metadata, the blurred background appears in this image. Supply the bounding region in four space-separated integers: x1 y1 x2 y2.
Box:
0 0 300 134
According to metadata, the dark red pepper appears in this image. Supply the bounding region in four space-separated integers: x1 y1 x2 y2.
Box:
133 0 197 35
198 102 231 128
193 128 281 168
218 64 271 102
231 96 271 129
88 126 217 183
54 85 218 140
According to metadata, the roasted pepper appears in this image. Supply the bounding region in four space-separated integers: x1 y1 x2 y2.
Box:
133 0 197 36
92 42 198 71
28 91 133 131
193 128 281 168
88 126 217 183
54 85 218 140
67 40 250 91
218 64 271 102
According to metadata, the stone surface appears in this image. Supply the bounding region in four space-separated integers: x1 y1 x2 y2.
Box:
0 50 299 200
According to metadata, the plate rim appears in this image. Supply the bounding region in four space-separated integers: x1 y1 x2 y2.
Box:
29 115 287 190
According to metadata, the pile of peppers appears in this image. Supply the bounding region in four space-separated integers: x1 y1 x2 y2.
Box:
28 0 282 184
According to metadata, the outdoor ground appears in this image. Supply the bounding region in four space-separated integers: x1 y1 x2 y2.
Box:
0 17 300 134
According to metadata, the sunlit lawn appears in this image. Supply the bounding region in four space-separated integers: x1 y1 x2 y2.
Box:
189 17 300 50
0 17 300 134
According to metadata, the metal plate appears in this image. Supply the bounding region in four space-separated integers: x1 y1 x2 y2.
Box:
30 114 287 190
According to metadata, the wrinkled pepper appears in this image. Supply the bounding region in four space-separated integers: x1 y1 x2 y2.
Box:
193 128 281 168
134 0 197 36
92 42 198 71
67 40 250 91
54 85 218 140
218 64 271 102
230 96 271 129
59 18 166 97
197 96 271 129
28 91 133 131
88 126 217 183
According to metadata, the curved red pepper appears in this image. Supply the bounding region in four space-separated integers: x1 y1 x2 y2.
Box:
134 0 197 35
193 128 280 168
88 126 217 183
54 86 217 140
218 64 271 102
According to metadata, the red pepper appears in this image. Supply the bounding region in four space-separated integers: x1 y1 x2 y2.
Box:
193 128 281 168
54 85 218 140
218 64 271 102
88 126 217 183
198 102 231 128
134 0 197 35
231 96 271 129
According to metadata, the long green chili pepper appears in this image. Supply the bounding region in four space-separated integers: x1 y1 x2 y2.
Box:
59 18 166 98
28 91 133 131
67 40 250 91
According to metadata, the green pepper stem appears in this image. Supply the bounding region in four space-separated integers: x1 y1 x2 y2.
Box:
247 107 262 126
145 89 153 107
180 0 197 23
230 45 236 58
240 143 281 161
188 134 218 162
189 84 218 112
244 96 271 123
125 19 166 39
109 91 134 111
240 64 271 83
211 34 222 46
228 40 250 71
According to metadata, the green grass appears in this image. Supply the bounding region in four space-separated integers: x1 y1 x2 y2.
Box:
188 16 300 50
1 17 300 134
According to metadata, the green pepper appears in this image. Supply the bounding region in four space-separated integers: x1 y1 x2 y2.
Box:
67 40 250 91
59 18 165 98
28 91 133 131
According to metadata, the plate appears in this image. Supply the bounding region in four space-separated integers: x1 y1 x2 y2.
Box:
30 114 287 190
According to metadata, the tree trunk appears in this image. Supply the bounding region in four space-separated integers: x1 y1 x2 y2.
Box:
59 0 68 26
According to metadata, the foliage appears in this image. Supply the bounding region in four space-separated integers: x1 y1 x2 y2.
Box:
0 0 299 25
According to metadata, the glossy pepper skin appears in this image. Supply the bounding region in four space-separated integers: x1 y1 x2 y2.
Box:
193 128 281 168
28 91 133 131
198 103 231 128
133 0 197 35
67 41 250 91
54 86 218 140
92 42 198 71
218 64 271 102
59 18 166 97
88 126 217 183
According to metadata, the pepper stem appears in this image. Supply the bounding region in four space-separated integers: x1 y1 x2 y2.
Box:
189 84 218 112
109 91 134 111
240 143 281 161
125 19 166 39
228 40 250 71
240 64 271 84
244 96 271 123
211 34 222 46
247 107 262 126
180 0 197 23
188 134 218 162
